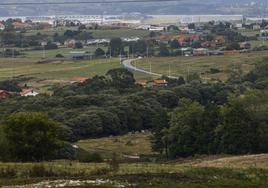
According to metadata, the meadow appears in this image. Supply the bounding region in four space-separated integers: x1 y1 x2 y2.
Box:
135 51 268 81
25 28 150 39
77 133 155 160
1 153 268 187
0 57 121 81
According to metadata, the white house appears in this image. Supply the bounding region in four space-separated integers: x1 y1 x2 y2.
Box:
20 89 39 97
0 23 5 30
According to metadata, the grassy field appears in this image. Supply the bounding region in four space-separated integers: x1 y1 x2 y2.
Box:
135 51 268 81
238 29 260 37
25 28 150 39
249 40 268 47
22 46 108 59
77 133 155 159
0 57 121 81
1 154 268 187
1 133 268 187
90 29 150 38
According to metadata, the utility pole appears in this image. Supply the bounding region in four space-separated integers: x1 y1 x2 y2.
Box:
43 45 46 59
119 50 122 64
168 62 171 77
12 48 15 78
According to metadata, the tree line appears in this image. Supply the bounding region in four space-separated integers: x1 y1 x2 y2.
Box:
0 60 267 162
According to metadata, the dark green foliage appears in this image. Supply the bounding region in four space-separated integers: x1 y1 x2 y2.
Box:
129 40 148 56
0 80 21 92
95 48 105 57
244 61 268 89
75 147 103 163
157 90 178 108
215 99 256 154
74 42 83 49
226 42 241 50
106 68 136 89
169 39 180 49
4 112 62 162
168 99 205 157
110 38 124 56
153 91 268 158
55 53 64 58
44 42 58 50
159 44 170 56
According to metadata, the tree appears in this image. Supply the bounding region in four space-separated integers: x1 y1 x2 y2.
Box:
149 31 157 38
168 99 205 158
4 112 62 162
106 68 136 89
157 90 178 108
110 38 124 56
167 25 179 31
170 39 180 49
215 98 256 154
95 48 105 57
226 42 240 50
159 44 170 56
45 42 58 50
151 109 169 156
74 42 83 49
0 80 21 92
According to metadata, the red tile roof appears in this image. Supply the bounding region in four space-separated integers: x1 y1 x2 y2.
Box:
153 79 168 85
20 89 34 95
72 77 88 82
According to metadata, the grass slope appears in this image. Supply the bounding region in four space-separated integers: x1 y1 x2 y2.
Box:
77 133 155 159
135 51 268 81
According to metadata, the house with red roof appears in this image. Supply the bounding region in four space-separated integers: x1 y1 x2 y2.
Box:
0 90 12 99
71 77 88 83
215 36 225 44
153 79 168 87
20 89 39 97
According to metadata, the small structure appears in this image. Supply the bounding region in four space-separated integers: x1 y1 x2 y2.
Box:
181 47 193 56
201 41 216 48
0 23 5 30
136 80 147 87
215 36 225 44
253 24 261 30
240 42 251 49
69 51 95 60
0 90 12 99
224 50 240 55
208 50 224 56
71 76 88 83
153 79 168 87
12 22 32 30
193 48 209 56
20 89 39 97
64 39 77 48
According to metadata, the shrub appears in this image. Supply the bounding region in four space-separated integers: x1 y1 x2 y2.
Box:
28 165 56 177
56 53 64 58
76 148 103 163
0 167 17 178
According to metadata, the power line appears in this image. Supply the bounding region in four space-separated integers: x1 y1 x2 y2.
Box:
0 0 183 6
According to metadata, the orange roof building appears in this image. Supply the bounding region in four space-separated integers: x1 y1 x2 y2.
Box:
0 90 12 99
153 79 168 86
72 77 88 83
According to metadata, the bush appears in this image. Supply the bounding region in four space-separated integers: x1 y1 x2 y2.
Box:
29 165 56 177
56 53 64 58
0 167 17 178
75 148 103 163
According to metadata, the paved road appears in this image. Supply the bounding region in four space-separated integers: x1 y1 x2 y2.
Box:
122 58 178 79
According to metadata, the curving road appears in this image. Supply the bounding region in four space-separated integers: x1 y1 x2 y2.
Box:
122 58 178 79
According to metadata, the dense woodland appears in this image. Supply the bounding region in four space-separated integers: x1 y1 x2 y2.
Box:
0 58 267 162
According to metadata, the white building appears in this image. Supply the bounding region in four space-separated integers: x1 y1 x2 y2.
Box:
20 89 39 97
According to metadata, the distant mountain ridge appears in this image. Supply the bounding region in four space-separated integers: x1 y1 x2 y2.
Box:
0 0 267 16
